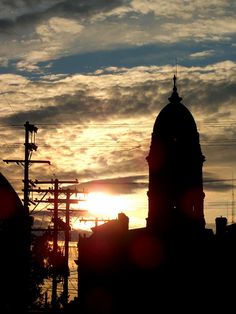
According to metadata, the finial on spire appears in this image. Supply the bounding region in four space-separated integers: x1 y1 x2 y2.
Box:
173 74 177 91
168 74 182 103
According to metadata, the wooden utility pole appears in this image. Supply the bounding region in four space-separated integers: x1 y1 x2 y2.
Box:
64 189 71 304
3 121 50 312
52 178 59 309
31 179 84 308
3 121 50 214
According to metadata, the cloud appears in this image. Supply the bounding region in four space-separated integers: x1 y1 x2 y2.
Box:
131 0 234 19
0 62 236 140
0 0 129 28
190 50 215 59
16 17 84 71
0 62 235 126
203 172 233 192
0 62 236 205
0 0 235 72
0 0 131 70
161 17 236 43
77 175 148 195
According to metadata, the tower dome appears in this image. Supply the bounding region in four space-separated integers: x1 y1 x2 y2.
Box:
153 75 197 138
146 76 205 234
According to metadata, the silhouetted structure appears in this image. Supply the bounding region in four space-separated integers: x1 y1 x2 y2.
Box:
77 77 236 314
0 172 29 313
146 75 205 232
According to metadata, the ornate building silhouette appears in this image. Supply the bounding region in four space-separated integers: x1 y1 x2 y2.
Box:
146 75 205 232
77 77 236 314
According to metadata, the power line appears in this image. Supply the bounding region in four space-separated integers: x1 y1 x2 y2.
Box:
1 119 236 128
2 139 236 148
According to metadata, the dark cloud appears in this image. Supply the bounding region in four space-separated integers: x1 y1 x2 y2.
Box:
109 81 165 117
0 0 130 31
0 80 163 126
76 175 148 195
183 80 236 113
0 89 101 125
203 172 233 192
0 18 15 29
52 0 130 16
201 131 236 168
105 77 236 123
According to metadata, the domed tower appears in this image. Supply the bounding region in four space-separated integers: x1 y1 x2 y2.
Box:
146 76 205 233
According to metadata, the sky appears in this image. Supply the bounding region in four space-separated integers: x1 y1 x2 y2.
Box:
0 0 236 232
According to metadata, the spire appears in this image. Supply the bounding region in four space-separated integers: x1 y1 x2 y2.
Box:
168 75 182 103
173 74 177 91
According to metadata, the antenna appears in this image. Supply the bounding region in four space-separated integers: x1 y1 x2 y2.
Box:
175 57 178 79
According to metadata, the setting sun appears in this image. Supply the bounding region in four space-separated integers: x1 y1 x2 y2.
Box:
82 192 128 217
72 191 147 231
71 192 133 231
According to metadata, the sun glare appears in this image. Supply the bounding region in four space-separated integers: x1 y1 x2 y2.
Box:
71 191 147 231
83 192 127 217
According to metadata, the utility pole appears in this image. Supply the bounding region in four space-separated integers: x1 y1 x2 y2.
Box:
3 121 50 312
64 189 71 304
31 179 85 308
52 178 59 309
3 121 50 214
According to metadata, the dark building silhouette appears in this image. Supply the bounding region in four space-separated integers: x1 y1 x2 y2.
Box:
77 77 236 314
0 172 29 313
146 75 205 233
